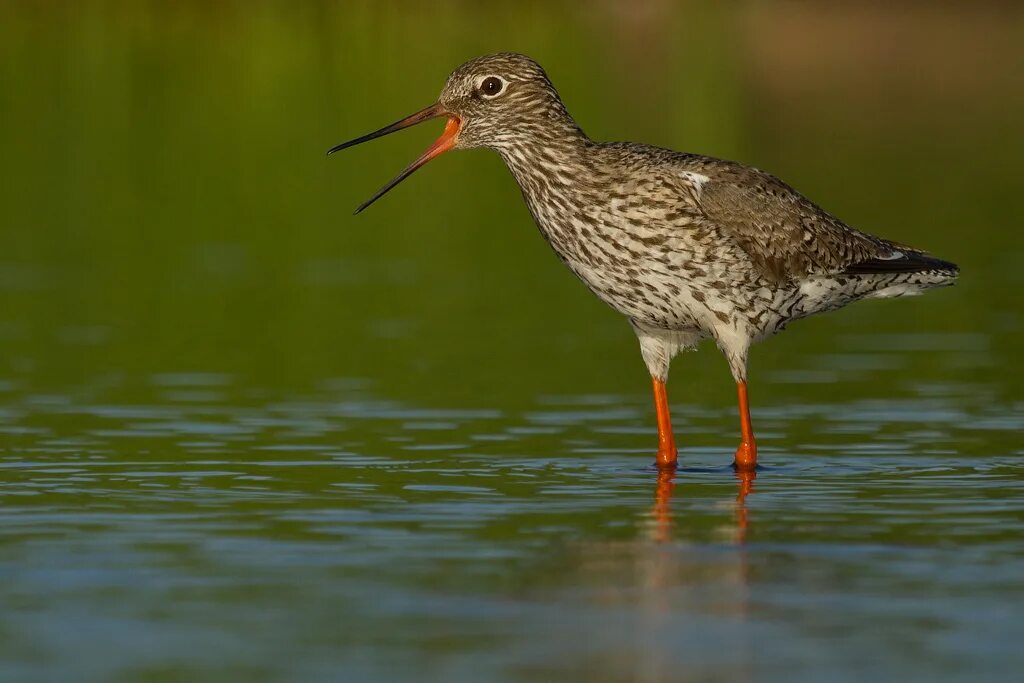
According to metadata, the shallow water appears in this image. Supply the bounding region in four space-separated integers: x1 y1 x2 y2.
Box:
2 3 1023 682
2 364 1022 682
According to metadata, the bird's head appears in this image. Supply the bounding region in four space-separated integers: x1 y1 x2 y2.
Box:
328 52 578 213
437 52 573 150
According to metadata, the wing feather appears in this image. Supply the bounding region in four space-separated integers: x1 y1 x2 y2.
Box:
692 162 888 283
607 146 959 285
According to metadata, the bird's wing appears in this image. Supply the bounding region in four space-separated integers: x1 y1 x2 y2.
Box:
680 159 948 284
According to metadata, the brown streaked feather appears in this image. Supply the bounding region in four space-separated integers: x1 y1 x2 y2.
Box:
687 159 893 283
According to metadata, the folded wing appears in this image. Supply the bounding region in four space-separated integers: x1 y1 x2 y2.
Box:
688 159 958 284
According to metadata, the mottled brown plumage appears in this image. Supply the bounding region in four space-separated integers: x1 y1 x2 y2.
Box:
329 52 959 472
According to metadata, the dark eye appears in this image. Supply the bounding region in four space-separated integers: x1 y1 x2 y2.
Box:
480 76 504 97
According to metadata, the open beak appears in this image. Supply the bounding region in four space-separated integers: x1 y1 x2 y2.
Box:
327 102 461 214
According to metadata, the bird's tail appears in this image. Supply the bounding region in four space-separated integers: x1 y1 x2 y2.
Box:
844 249 960 279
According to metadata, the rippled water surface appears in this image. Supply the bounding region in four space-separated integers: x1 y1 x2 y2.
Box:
2 3 1023 682
3 366 1022 682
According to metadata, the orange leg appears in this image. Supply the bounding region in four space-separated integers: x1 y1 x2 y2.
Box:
651 377 678 469
734 381 758 471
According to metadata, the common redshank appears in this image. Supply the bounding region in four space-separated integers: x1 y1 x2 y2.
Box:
328 53 959 472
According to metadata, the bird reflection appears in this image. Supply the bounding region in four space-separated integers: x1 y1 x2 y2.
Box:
630 466 757 682
734 467 755 544
557 467 759 681
651 466 756 544
651 468 676 543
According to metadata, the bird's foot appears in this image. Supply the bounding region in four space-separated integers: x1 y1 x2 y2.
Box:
655 445 678 471
733 440 757 472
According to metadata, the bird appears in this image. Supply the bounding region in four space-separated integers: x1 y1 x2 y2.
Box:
328 52 959 472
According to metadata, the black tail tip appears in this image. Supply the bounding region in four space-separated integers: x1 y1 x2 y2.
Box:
846 252 960 276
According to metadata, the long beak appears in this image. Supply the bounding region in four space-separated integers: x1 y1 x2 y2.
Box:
327 102 461 214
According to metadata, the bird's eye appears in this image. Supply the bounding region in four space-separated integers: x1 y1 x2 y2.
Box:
480 76 504 97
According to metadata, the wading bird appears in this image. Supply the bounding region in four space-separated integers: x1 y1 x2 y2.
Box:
328 53 959 472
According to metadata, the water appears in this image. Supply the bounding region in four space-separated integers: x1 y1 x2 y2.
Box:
2 368 1021 681
1 3 1023 682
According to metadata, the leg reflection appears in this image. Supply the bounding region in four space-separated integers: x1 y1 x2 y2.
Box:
735 468 756 544
632 468 755 681
652 468 676 543
651 468 756 544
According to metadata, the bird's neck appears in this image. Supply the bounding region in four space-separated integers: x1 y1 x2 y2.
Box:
496 124 594 210
494 122 604 269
